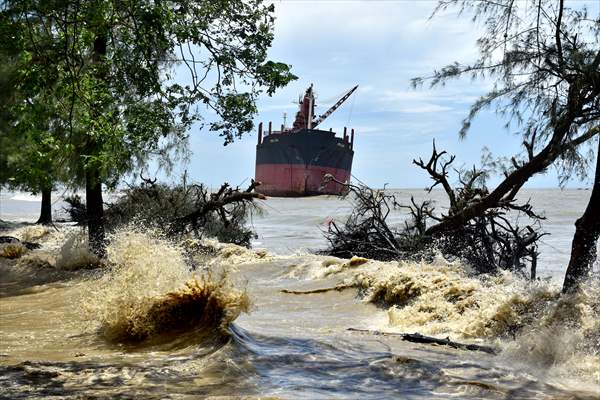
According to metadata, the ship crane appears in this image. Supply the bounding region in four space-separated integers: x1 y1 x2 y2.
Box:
311 85 358 129
256 84 357 196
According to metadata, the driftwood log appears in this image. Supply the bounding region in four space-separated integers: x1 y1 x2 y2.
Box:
281 286 498 354
0 236 41 250
280 284 357 295
347 328 497 355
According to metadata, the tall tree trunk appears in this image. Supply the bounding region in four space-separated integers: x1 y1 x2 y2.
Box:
562 140 600 293
84 29 108 258
36 186 52 225
85 167 105 258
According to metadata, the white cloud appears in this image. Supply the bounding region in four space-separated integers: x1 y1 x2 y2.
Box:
259 103 298 112
180 1 553 188
397 104 453 113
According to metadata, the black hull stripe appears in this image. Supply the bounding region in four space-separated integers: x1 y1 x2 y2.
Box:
256 129 354 170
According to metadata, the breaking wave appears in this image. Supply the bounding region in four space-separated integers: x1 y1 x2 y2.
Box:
55 232 101 270
2 220 597 393
84 230 250 344
291 254 600 386
11 225 50 242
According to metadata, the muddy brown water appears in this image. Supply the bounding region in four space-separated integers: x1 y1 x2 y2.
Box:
1 189 598 398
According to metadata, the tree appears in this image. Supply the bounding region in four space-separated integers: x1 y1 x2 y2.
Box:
563 139 599 292
414 0 599 292
323 155 546 279
1 0 296 255
0 44 60 225
0 122 58 225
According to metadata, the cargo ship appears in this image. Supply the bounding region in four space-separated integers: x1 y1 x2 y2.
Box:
255 84 358 197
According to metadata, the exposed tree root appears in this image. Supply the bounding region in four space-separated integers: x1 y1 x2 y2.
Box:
322 145 546 278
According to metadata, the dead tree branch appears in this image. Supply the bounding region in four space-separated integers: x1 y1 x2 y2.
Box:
172 180 265 238
322 143 546 278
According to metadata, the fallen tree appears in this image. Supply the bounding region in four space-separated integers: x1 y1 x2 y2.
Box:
412 142 547 276
64 177 265 247
411 0 600 291
63 195 87 225
171 179 265 243
323 181 410 261
322 144 546 278
326 0 599 289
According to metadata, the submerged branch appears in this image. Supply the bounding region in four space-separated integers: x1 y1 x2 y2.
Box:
281 284 357 295
347 328 498 355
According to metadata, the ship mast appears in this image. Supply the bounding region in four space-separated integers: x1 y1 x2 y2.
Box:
307 95 313 129
291 84 315 131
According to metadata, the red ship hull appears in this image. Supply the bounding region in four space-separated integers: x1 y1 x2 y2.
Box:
255 85 357 197
255 128 354 197
255 163 350 197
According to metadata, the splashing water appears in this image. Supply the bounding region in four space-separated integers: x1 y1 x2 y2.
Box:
1 188 598 398
501 283 600 386
11 225 50 242
303 255 600 386
55 232 100 270
84 230 250 343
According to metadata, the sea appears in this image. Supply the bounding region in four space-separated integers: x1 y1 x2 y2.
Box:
1 188 598 399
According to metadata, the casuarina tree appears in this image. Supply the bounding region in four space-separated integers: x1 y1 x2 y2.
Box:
414 0 599 292
0 0 296 255
0 36 60 225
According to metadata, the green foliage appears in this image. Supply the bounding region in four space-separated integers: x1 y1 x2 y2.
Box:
0 0 296 189
414 0 599 184
0 26 57 192
0 85 58 193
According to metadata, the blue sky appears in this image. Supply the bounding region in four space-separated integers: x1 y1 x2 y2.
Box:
160 0 596 189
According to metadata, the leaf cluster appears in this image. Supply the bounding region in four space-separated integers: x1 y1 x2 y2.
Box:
0 0 296 190
413 0 600 184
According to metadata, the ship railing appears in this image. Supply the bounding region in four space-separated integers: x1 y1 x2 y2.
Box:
258 121 355 149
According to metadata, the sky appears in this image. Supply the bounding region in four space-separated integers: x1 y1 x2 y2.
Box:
159 0 597 189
